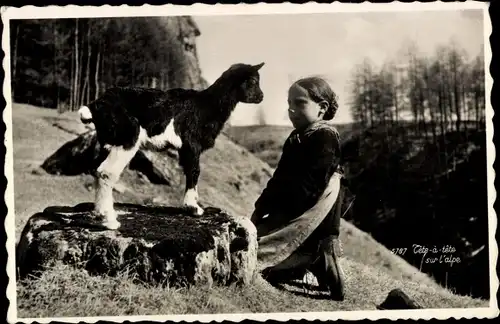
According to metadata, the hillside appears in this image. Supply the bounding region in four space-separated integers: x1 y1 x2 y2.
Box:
11 104 488 317
225 123 491 299
224 123 358 168
341 123 490 299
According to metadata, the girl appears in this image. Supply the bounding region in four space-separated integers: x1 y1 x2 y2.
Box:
251 76 351 301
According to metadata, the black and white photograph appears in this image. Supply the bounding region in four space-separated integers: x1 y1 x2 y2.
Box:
2 2 498 322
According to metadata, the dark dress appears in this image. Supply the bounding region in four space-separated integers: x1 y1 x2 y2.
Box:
253 120 351 254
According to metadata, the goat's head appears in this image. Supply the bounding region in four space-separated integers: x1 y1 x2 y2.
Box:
221 62 265 104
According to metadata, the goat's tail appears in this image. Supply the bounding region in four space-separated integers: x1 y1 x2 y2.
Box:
78 105 93 124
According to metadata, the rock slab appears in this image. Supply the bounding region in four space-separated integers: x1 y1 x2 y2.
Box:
377 288 423 310
16 203 257 287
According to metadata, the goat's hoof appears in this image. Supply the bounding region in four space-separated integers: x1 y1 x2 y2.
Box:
102 219 121 230
92 209 120 230
184 204 204 216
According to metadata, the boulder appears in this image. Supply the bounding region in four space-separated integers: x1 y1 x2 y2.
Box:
16 203 258 288
377 288 422 310
40 130 181 186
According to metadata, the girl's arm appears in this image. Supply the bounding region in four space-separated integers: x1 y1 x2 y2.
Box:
252 136 293 220
253 163 282 219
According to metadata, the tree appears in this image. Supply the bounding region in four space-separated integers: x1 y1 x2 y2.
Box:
469 53 485 130
349 64 369 127
10 21 20 88
11 16 205 110
256 106 267 125
446 42 468 133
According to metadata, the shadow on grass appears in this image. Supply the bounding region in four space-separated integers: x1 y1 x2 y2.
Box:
266 279 334 301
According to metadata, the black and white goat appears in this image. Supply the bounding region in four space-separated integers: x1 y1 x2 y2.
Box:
79 62 265 229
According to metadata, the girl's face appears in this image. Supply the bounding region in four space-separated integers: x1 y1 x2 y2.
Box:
287 83 326 129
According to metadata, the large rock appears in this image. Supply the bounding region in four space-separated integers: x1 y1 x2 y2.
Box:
40 130 182 187
16 203 258 287
377 288 422 310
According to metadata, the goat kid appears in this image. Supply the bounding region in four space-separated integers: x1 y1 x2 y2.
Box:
78 62 265 229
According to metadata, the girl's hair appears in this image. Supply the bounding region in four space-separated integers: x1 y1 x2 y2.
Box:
293 76 339 120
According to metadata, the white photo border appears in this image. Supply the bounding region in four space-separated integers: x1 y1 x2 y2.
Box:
2 1 498 323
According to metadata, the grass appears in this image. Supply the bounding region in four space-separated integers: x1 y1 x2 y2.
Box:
9 103 489 318
17 257 485 318
223 125 294 168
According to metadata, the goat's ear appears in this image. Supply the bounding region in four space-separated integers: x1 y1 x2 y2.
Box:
253 62 265 70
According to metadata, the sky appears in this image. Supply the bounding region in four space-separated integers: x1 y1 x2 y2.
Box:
192 9 485 126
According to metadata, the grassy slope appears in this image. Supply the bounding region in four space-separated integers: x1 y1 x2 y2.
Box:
10 104 487 318
224 124 357 168
223 125 294 168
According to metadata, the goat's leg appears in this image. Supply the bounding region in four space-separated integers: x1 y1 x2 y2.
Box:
94 142 141 229
179 146 203 216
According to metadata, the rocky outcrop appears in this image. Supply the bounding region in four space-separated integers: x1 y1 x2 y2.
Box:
16 203 257 288
377 288 422 310
41 130 183 188
161 16 208 91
